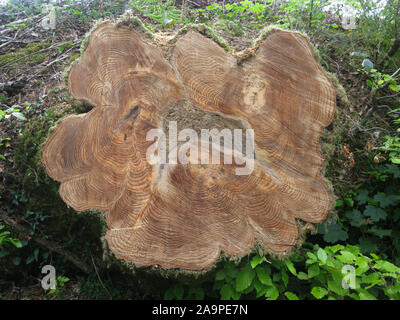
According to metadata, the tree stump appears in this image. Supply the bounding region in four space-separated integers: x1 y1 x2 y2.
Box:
41 21 336 271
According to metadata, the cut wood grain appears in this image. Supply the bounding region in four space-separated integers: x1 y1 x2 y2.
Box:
42 22 336 270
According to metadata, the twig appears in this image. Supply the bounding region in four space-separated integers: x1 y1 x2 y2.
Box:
0 40 80 70
26 46 77 81
370 67 400 97
90 254 112 300
377 92 400 100
0 29 20 49
0 212 91 274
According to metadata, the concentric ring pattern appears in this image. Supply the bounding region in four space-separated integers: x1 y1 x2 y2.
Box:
41 22 336 270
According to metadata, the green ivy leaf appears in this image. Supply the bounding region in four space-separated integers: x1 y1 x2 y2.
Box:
311 286 328 299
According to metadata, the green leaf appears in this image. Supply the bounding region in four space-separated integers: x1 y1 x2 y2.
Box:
281 268 288 288
236 265 255 292
364 205 387 222
164 287 175 300
355 256 370 275
10 238 22 248
256 266 272 286
306 252 317 262
284 292 299 300
359 237 379 254
33 248 39 261
359 289 377 300
345 209 363 227
361 273 383 287
253 278 266 297
220 284 233 300
367 228 392 239
327 279 346 296
383 164 400 179
26 255 35 265
250 254 264 268
335 199 344 207
317 248 328 264
328 244 345 254
297 272 308 280
215 269 225 281
224 262 239 278
173 283 184 300
284 259 297 275
320 222 349 243
308 264 320 278
355 189 369 205
373 192 398 208
265 286 279 300
12 112 27 121
337 250 356 264
344 197 354 207
311 286 328 299
374 261 400 273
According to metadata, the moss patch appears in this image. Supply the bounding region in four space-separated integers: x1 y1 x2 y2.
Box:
170 23 230 52
115 11 154 39
0 42 50 67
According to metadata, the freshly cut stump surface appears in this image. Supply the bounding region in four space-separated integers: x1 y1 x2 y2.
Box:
42 21 336 270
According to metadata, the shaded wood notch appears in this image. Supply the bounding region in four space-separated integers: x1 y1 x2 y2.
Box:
41 22 336 270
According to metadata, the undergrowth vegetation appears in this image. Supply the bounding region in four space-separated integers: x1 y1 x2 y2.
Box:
0 0 399 300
